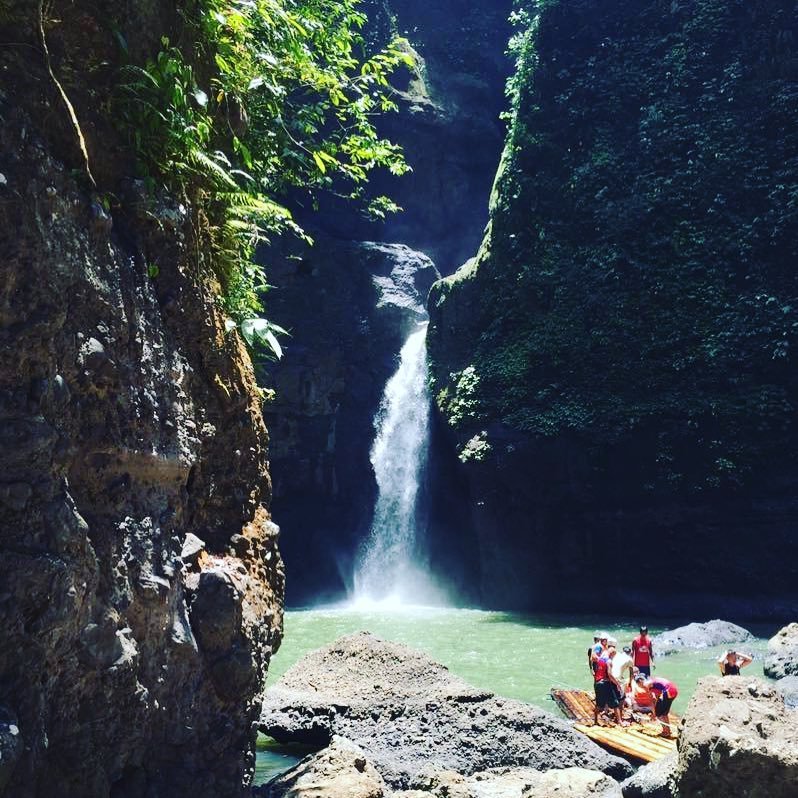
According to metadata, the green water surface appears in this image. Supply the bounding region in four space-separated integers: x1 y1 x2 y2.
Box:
255 606 771 785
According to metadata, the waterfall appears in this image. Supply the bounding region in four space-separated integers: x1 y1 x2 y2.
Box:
352 322 445 606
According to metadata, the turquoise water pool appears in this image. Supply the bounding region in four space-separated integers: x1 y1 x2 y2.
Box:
254 606 771 785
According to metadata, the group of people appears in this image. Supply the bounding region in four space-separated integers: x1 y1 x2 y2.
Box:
588 626 677 736
588 626 756 736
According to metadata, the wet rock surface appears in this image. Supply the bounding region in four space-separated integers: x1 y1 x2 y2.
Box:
673 676 798 797
652 620 754 656
774 674 798 709
763 622 798 679
620 754 676 798
0 62 283 798
260 632 632 788
256 736 388 798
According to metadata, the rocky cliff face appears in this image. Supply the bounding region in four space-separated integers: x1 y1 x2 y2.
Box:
302 0 513 276
0 4 283 796
427 0 798 615
261 0 511 604
262 240 438 604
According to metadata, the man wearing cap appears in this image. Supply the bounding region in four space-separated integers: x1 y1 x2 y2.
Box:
592 647 626 727
632 625 654 677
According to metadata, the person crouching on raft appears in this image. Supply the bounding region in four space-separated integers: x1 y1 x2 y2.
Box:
631 673 655 715
592 651 627 727
648 676 678 737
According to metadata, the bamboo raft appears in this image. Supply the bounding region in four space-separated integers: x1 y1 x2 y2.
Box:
551 688 679 763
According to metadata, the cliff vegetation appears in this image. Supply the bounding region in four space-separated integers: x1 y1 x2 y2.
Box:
431 0 798 496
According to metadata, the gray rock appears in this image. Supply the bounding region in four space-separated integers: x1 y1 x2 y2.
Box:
522 768 622 797
0 103 283 797
673 677 798 797
763 623 798 679
398 766 621 798
774 675 798 709
256 736 387 798
260 632 632 789
652 620 753 656
181 532 206 564
620 753 676 798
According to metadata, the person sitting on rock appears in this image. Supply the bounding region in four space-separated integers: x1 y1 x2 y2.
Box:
648 676 679 737
718 650 753 676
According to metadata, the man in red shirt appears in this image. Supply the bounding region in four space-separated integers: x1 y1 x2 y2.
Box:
592 652 625 727
631 625 654 676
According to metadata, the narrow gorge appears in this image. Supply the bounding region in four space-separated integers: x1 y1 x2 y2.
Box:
3 0 798 796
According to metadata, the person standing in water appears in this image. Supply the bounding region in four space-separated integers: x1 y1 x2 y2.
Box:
632 625 655 676
718 650 753 675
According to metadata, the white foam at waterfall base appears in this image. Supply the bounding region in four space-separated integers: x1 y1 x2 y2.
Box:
352 322 449 608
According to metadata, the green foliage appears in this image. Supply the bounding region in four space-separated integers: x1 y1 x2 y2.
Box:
435 365 482 427
118 0 412 334
431 0 798 495
459 431 492 463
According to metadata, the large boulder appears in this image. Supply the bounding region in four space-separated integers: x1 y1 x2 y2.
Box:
763 623 798 679
260 633 632 788
774 675 798 709
652 620 754 656
620 753 675 798
406 766 623 798
522 768 622 798
673 677 798 797
256 736 387 798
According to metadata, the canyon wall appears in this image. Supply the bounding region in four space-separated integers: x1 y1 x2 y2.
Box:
428 0 798 617
262 0 512 604
0 3 283 795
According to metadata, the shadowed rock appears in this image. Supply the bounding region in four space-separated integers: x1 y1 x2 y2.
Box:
774 674 798 709
763 622 798 679
620 752 675 798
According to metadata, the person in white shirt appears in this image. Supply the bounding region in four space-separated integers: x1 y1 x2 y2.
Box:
608 645 634 705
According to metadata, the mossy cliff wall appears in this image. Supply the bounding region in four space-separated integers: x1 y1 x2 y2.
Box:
0 3 283 796
428 0 798 616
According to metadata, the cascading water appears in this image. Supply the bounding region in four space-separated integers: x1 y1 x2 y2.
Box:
352 322 446 606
